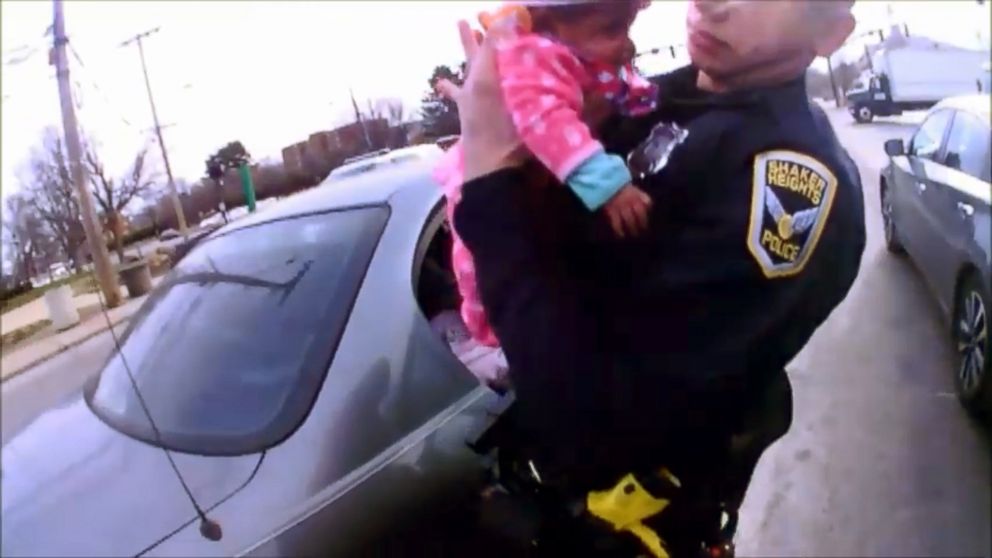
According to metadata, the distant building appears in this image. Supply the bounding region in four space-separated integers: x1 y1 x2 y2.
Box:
281 119 393 176
325 119 391 153
129 211 155 232
281 141 310 175
306 131 339 165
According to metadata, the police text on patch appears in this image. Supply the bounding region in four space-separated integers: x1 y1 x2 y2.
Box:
747 150 838 279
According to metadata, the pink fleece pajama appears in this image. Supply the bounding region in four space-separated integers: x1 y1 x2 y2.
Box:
434 33 657 348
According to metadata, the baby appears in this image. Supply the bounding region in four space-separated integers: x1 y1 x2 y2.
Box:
434 0 657 349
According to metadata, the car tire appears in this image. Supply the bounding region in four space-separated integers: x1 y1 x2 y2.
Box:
880 179 905 254
953 273 991 415
853 104 874 124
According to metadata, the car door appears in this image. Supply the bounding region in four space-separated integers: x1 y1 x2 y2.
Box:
923 110 992 310
227 193 503 558
900 109 954 266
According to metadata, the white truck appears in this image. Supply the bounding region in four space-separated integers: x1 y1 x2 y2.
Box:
846 44 989 123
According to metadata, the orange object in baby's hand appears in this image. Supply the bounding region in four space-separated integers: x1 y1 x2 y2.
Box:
478 4 533 33
604 184 653 238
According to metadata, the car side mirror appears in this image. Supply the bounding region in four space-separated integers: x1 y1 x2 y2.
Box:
944 152 962 170
884 139 905 157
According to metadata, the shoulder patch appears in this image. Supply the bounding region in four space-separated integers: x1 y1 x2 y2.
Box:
747 150 838 278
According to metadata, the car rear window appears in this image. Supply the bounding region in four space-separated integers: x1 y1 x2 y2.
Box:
330 162 378 179
389 154 421 164
87 206 389 455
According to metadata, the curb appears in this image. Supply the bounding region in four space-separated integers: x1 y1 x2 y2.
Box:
0 315 134 384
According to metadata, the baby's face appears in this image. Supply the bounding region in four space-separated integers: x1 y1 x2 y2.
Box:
553 9 639 68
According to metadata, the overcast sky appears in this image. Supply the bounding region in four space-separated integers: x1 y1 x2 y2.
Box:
2 1 989 208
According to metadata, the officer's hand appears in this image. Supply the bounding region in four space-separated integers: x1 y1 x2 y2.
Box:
604 184 653 238
436 19 528 182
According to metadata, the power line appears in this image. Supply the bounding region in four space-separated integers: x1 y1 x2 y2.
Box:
3 43 34 56
71 77 86 109
67 42 137 128
2 32 141 134
3 45 42 66
2 32 49 66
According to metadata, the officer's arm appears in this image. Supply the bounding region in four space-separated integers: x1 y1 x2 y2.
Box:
454 167 607 467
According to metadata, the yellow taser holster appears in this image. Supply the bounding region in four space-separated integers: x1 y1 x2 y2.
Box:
586 469 681 558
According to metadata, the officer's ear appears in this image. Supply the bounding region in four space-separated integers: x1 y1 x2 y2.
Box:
811 6 855 57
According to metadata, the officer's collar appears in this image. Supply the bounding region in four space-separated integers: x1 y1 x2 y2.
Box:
654 65 807 109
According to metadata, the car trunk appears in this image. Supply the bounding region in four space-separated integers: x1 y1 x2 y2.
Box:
1 397 261 557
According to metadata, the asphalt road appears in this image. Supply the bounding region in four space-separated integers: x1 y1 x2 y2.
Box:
0 329 115 446
1 107 989 556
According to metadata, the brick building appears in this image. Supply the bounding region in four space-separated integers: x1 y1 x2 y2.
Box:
281 119 393 176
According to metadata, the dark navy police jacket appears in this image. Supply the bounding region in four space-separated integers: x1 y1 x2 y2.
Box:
454 66 866 484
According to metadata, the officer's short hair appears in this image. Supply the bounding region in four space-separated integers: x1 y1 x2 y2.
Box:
808 0 855 18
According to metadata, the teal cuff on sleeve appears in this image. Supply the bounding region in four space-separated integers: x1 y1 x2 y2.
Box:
565 151 632 211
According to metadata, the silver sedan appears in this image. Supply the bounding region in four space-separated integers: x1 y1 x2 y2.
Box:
1 155 509 556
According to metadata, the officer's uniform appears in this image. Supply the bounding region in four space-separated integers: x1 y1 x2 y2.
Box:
454 65 866 556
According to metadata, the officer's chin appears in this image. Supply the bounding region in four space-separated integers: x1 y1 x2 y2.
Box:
688 49 735 79
687 43 715 69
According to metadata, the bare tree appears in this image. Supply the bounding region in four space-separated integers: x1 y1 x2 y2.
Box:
2 194 59 283
387 101 406 127
834 60 862 95
386 101 412 147
362 98 409 149
139 204 159 236
24 128 86 271
805 67 836 101
2 197 30 282
84 143 157 261
363 97 406 125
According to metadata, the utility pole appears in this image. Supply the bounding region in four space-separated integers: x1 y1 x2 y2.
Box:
121 27 189 239
826 54 841 108
51 0 121 307
349 88 373 150
864 44 875 73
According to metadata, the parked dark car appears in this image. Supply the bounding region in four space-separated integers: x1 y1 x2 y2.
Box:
158 228 181 241
879 94 991 413
1 155 510 556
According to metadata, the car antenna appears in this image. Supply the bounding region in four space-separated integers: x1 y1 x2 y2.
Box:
94 287 223 542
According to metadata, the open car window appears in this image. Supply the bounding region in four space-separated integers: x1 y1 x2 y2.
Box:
412 205 509 391
87 206 389 455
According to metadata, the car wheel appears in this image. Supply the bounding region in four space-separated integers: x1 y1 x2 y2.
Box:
953 274 991 415
853 105 874 124
880 180 905 254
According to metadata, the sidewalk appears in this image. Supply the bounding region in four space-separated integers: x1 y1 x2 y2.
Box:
1 287 154 382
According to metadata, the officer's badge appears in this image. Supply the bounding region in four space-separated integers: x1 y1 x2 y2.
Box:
747 150 837 278
626 121 689 182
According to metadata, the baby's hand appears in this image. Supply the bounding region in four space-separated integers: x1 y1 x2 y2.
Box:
604 184 653 238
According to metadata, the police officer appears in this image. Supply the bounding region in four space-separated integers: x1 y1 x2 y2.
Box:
440 1 864 555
